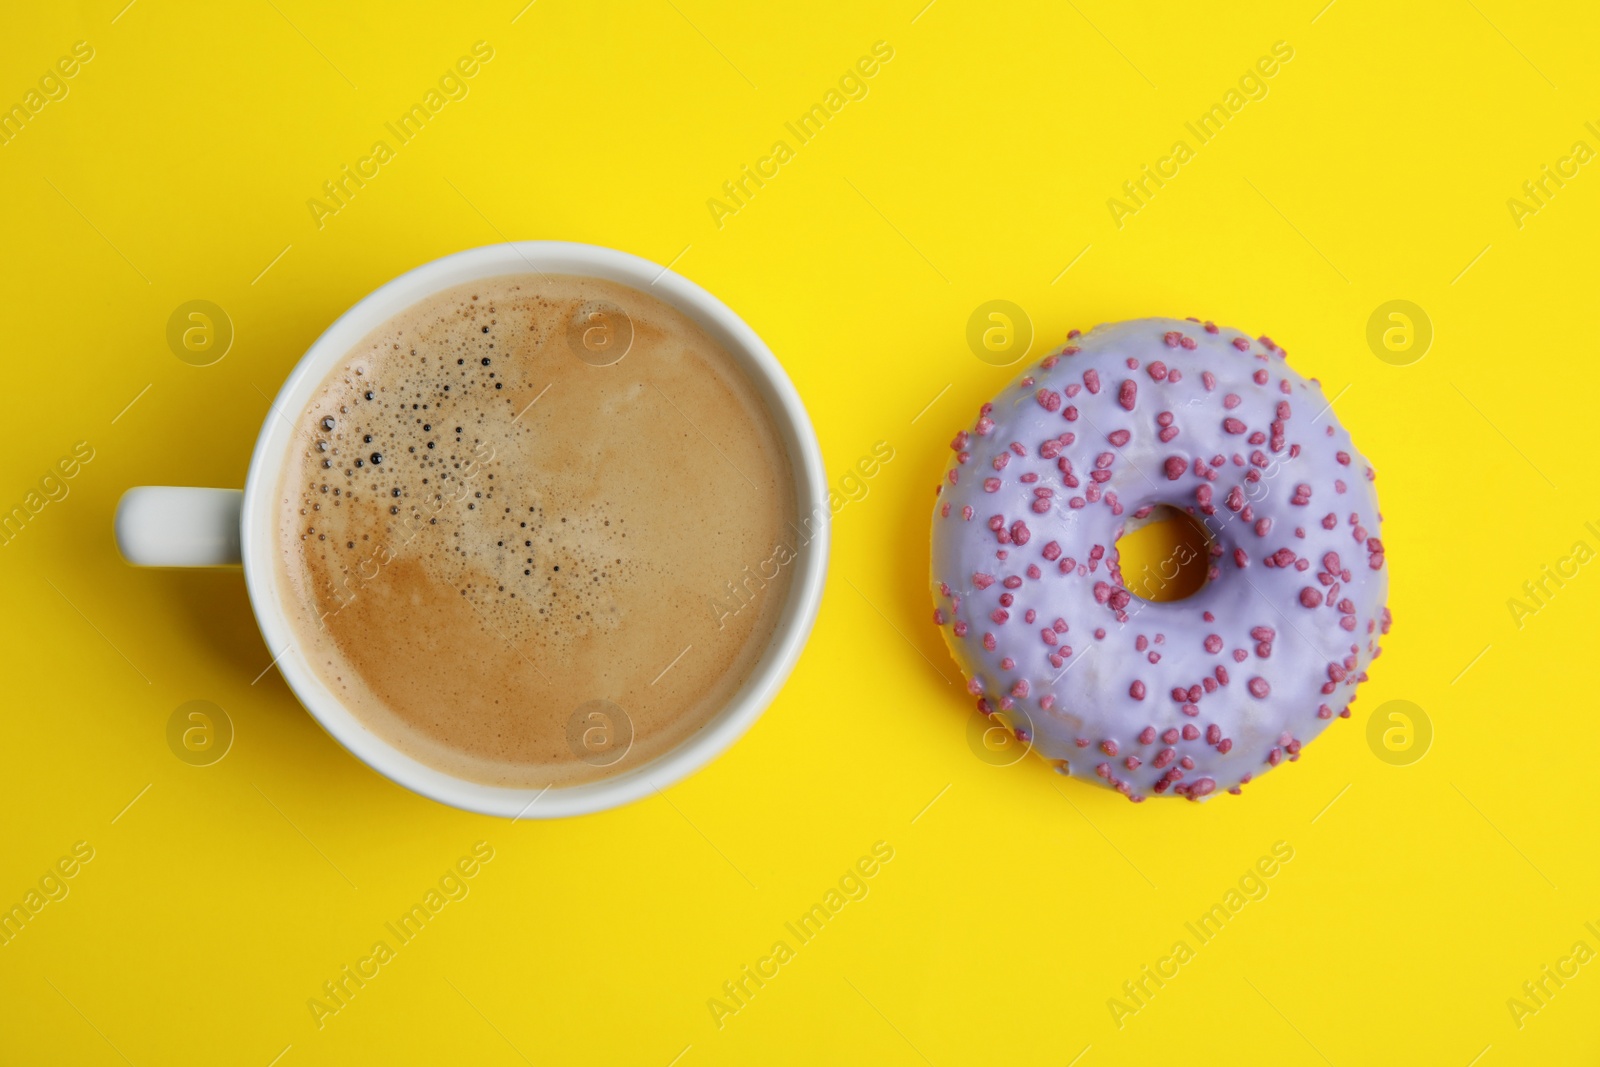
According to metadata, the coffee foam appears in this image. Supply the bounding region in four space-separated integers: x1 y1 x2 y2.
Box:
274 274 799 787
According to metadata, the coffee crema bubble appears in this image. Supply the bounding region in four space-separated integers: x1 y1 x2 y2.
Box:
273 274 798 788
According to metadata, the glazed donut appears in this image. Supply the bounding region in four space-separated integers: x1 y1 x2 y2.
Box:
930 318 1390 801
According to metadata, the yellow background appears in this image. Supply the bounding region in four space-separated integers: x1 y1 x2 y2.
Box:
1 0 1596 1062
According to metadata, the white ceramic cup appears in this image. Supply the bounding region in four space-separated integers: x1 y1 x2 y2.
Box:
117 242 829 818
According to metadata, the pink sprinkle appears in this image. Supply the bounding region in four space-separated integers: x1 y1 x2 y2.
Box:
1100 739 1119 757
1162 331 1182 348
1036 388 1062 412
1010 520 1031 545
1299 587 1324 607
1129 681 1147 700
1118 380 1138 411
1137 727 1157 745
1083 369 1101 394
1163 456 1187 480
1108 429 1131 447
1148 361 1168 381
983 478 1001 493
1232 337 1250 351
1223 417 1246 434
1042 541 1062 561
1247 677 1271 698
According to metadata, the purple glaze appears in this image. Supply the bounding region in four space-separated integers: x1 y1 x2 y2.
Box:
930 318 1391 801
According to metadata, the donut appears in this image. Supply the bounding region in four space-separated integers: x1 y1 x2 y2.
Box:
929 318 1391 801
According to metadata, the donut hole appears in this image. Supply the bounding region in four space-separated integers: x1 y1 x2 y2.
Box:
1116 507 1214 603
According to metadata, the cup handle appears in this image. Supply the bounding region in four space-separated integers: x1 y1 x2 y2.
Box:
116 487 244 567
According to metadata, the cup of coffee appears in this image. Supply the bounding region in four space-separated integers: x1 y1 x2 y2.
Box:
117 242 829 818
